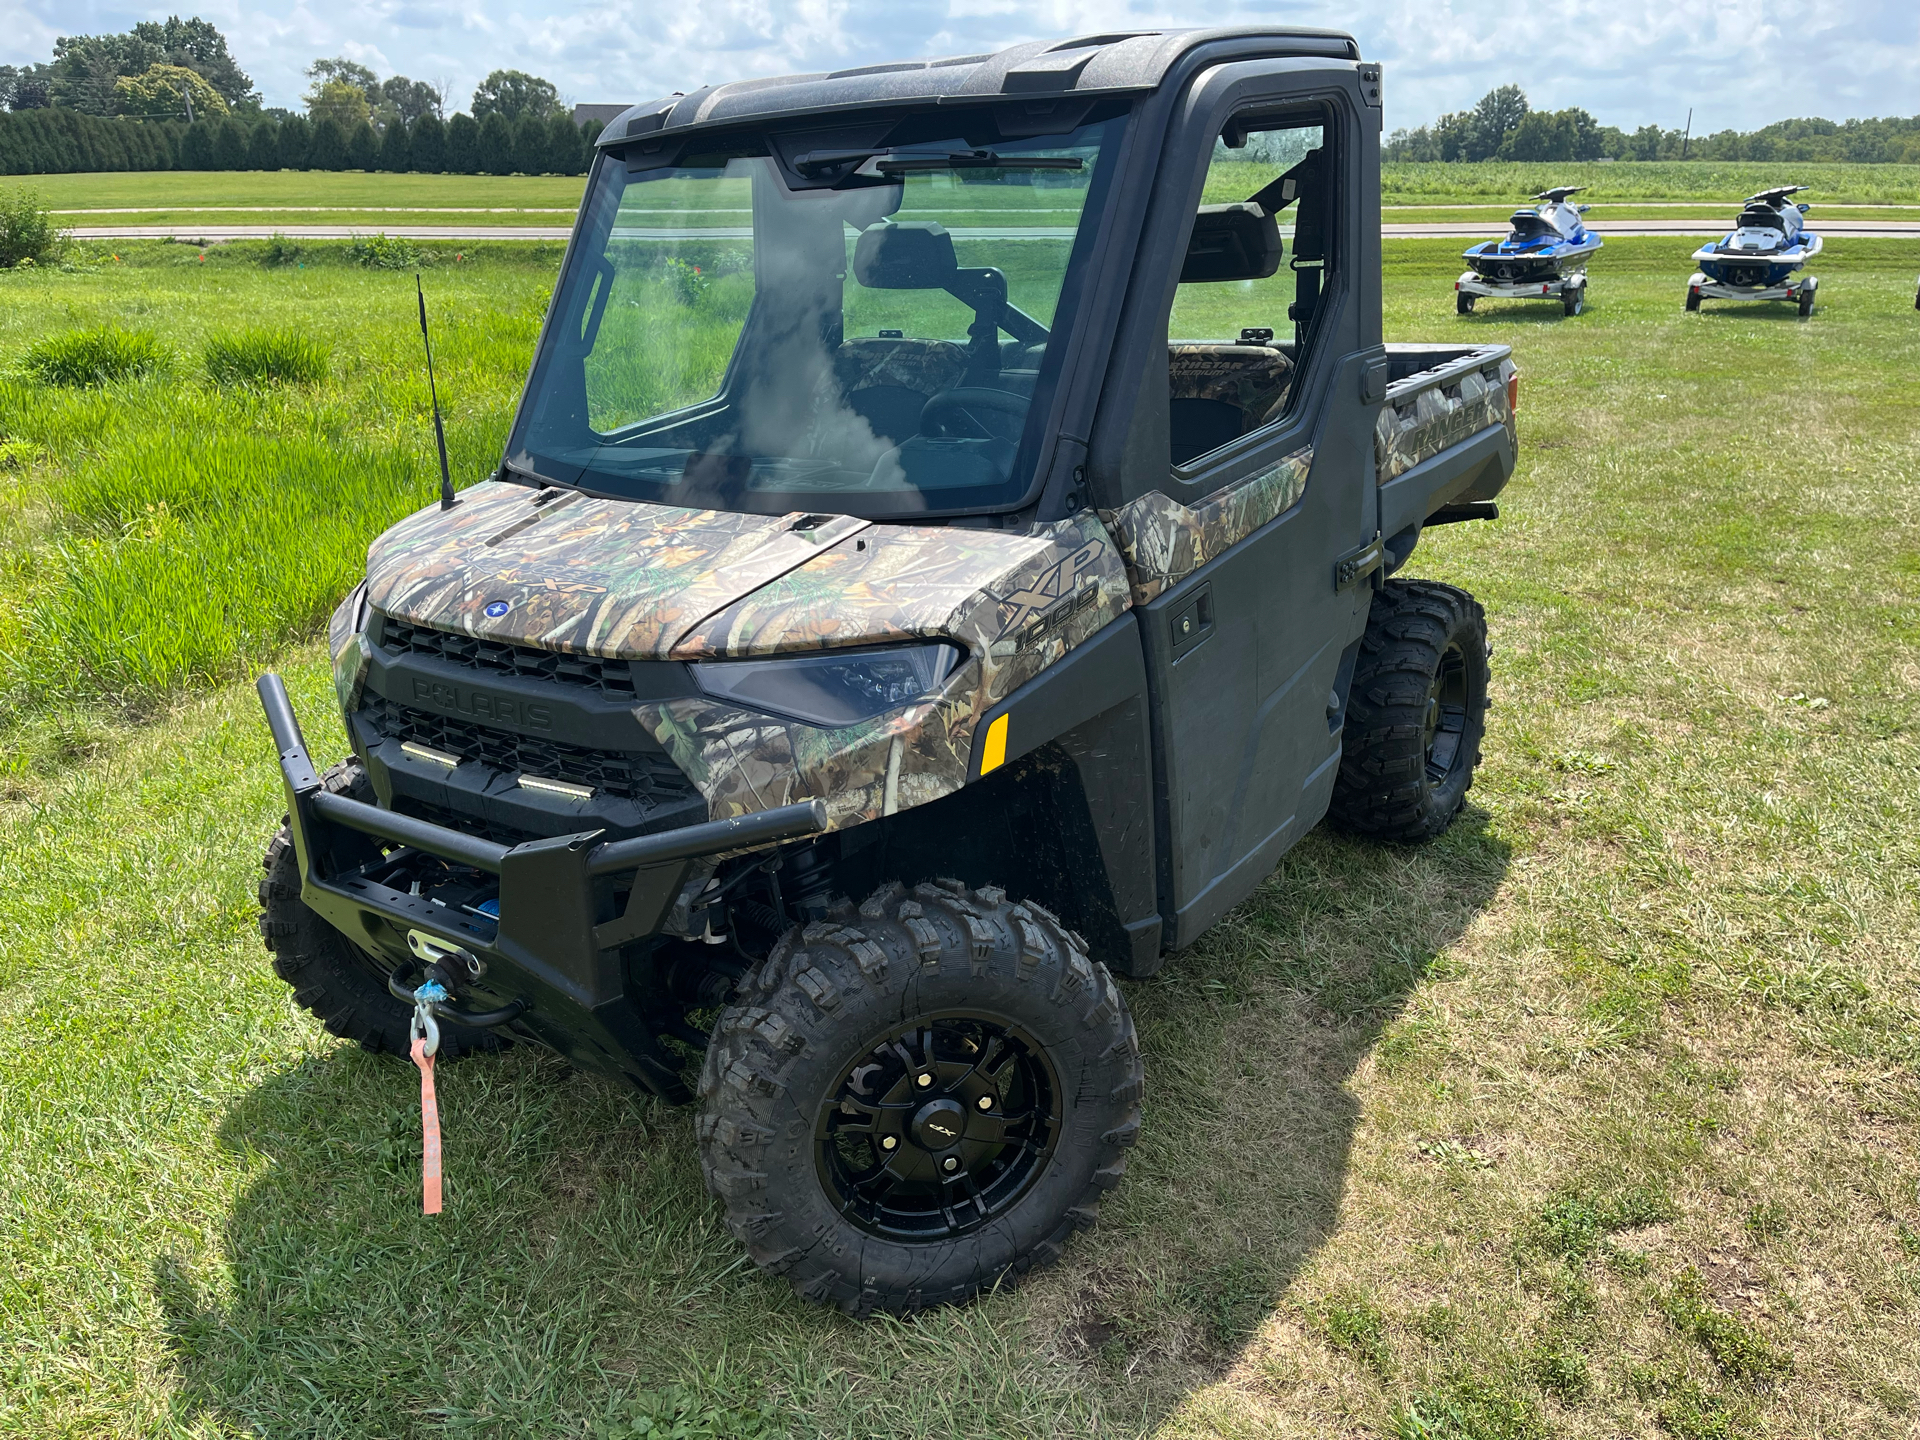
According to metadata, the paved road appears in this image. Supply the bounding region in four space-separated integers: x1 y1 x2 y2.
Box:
65 219 1920 242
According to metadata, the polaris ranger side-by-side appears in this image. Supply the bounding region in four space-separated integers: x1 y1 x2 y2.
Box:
258 27 1519 1315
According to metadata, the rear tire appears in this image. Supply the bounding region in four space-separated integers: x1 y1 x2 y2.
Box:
1685 287 1701 312
258 759 507 1061
1457 292 1475 315
698 880 1141 1317
1563 283 1584 317
1798 285 1814 318
1328 579 1490 843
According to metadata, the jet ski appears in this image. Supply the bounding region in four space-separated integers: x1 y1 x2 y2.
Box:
1686 187 1821 316
1456 187 1601 316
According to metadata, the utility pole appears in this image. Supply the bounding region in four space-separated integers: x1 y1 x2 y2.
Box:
180 84 195 123
1681 107 1691 160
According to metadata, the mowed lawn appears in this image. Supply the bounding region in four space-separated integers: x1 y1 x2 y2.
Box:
1 236 1917 1438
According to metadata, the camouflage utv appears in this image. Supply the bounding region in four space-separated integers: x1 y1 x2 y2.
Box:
258 26 1519 1315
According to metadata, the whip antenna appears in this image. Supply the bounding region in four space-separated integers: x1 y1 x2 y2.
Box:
416 274 457 511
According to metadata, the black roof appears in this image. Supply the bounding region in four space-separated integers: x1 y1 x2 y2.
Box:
600 27 1361 146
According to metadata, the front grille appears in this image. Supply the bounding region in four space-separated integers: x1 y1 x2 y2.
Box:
364 696 695 806
378 616 636 698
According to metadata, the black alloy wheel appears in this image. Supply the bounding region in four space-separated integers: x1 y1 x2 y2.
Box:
698 879 1141 1316
816 1013 1060 1240
1422 639 1472 789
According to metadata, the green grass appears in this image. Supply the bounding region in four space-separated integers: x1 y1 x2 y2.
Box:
1381 159 1920 204
2 235 1920 1436
22 324 171 386
202 328 329 387
0 239 558 744
28 169 591 212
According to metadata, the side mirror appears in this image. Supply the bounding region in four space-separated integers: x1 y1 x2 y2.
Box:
853 221 960 289
1180 203 1282 284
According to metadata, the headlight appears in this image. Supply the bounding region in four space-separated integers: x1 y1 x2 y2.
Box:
691 643 963 728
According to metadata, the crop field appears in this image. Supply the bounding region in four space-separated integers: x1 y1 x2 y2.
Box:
1380 160 1920 206
2 231 1918 1438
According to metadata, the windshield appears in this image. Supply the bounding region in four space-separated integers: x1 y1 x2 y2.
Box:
508 114 1125 517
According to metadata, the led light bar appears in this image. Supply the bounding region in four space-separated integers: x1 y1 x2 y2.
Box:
401 740 461 768
517 774 595 801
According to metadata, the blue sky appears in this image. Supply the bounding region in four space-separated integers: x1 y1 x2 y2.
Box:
7 0 1917 135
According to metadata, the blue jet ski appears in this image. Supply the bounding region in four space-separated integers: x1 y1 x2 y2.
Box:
1687 187 1821 315
1457 187 1601 316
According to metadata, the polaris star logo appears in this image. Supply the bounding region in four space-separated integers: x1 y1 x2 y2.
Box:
483 601 511 618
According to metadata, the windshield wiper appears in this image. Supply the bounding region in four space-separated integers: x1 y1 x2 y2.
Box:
793 148 1084 178
498 456 575 492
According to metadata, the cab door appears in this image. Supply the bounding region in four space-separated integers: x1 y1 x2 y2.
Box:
1093 65 1384 947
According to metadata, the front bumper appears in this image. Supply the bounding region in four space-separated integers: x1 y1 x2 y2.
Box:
258 672 825 1095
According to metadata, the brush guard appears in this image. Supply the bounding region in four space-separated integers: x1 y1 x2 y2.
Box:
256 672 827 1097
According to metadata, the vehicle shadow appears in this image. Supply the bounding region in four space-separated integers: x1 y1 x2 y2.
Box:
1044 807 1512 1411
153 810 1509 1437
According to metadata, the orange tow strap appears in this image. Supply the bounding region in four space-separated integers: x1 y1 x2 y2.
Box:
411 1037 444 1215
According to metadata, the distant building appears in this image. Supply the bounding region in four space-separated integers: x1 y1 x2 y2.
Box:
573 103 629 127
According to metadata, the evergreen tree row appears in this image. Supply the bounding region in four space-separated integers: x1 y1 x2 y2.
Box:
0 107 606 177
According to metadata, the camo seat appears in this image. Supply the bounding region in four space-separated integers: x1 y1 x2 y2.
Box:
1168 343 1294 466
830 337 970 445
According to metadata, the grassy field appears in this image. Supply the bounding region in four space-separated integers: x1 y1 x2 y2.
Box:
2 235 1919 1438
1381 160 1920 205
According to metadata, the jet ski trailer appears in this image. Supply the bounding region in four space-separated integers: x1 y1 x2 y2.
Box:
1687 186 1821 316
1457 187 1601 316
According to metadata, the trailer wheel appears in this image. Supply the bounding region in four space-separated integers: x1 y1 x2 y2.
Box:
1563 283 1584 317
1328 579 1490 844
1685 287 1701 312
698 880 1141 1317
1798 285 1815 318
258 759 507 1062
1457 292 1475 315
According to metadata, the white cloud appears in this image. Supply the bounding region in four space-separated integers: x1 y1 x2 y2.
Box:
3 0 1914 131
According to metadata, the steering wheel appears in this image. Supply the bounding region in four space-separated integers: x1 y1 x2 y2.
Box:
920 387 1031 444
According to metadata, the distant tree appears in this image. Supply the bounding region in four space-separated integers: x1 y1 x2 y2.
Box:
378 116 411 172
213 115 249 169
278 112 311 168
308 115 347 171
11 73 53 110
510 114 547 174
133 17 256 107
346 118 378 170
307 57 379 101
478 110 514 175
180 117 217 169
410 112 447 173
307 77 370 129
582 117 605 148
471 69 561 124
115 63 227 122
545 114 585 175
1464 85 1529 162
379 76 443 124
248 120 279 170
445 112 480 173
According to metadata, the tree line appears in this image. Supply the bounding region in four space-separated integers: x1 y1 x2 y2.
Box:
1388 85 1920 164
0 15 610 176
0 107 603 177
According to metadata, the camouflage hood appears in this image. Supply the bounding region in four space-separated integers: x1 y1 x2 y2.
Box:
363 481 1127 665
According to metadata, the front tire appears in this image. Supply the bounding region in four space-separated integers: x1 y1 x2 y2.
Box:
1328 579 1490 843
258 759 506 1061
698 880 1141 1316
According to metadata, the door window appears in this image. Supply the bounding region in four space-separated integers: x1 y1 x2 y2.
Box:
1165 114 1332 469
